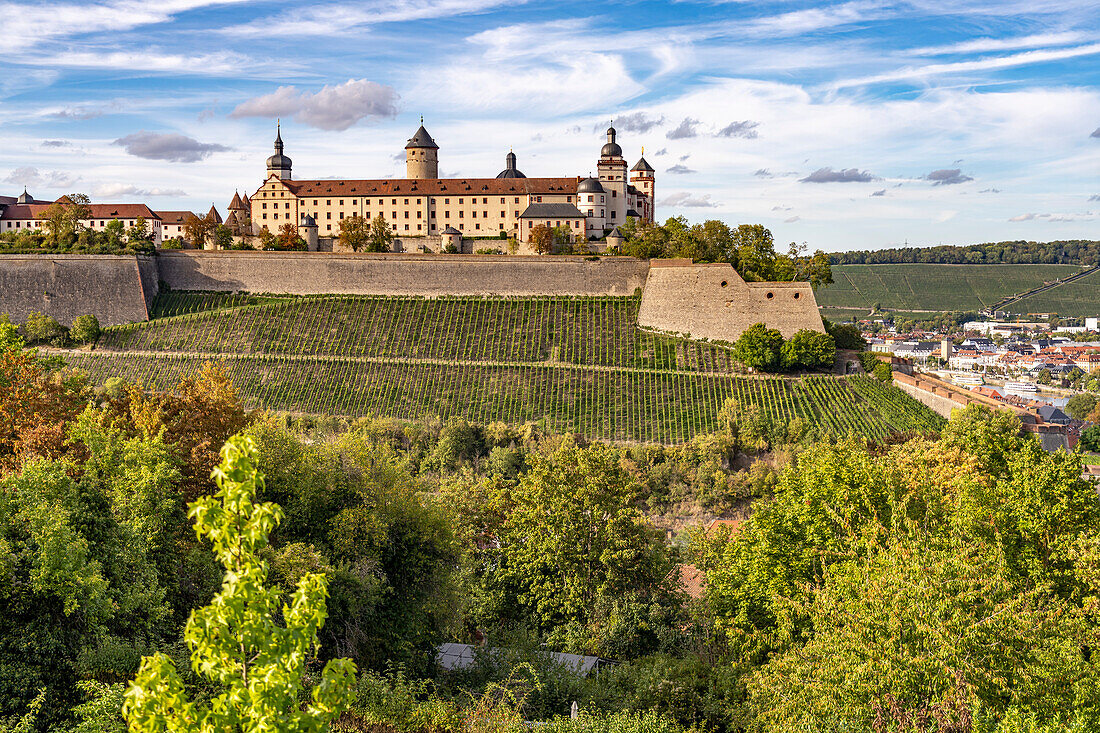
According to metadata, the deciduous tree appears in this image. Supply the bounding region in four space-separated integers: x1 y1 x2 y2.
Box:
338 214 371 252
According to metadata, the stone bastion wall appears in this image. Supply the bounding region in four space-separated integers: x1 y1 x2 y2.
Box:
0 255 157 327
637 260 824 340
155 251 650 296
0 255 821 343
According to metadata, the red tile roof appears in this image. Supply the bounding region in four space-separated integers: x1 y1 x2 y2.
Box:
0 202 160 220
280 177 583 197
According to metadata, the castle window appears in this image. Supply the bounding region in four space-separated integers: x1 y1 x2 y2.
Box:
416 211 422 219
404 224 409 230
482 198 487 204
327 212 331 219
458 198 464 204
392 224 397 230
262 203 267 209
327 224 332 231
392 199 397 205
404 211 409 218
339 200 344 205
500 198 505 204
285 203 290 209
471 211 476 218
444 211 450 218
417 199 421 204
459 212 464 218
445 198 450 204
499 223 504 229
475 224 480 230
391 212 397 219
339 212 344 220
404 199 409 205
587 196 593 202
429 211 435 218
483 211 487 218
514 197 519 203
500 211 505 218
612 191 617 197
431 224 436 231
417 224 422 231
273 213 279 220
459 224 464 231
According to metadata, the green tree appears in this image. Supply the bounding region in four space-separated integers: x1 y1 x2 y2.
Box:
780 329 836 371
1065 393 1098 420
1037 368 1052 386
732 323 784 372
21 311 67 346
182 214 215 249
732 225 778 281
123 436 357 732
103 219 125 248
366 214 394 253
1081 425 1100 452
872 360 892 382
0 317 22 352
212 224 234 250
70 314 100 345
822 318 866 351
127 217 152 250
497 443 670 646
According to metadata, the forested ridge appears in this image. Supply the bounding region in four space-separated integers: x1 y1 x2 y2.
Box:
832 239 1100 265
2 317 1100 732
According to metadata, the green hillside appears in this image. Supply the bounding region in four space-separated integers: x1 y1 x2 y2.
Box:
816 263 1084 312
1006 268 1100 317
74 292 945 444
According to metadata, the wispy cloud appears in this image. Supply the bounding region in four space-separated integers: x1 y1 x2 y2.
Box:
800 167 876 183
93 183 188 197
667 118 700 139
228 0 520 37
910 32 1090 56
230 79 400 131
716 120 759 138
4 166 80 189
666 164 696 174
607 112 665 133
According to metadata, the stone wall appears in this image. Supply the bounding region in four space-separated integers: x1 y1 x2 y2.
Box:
637 259 824 340
157 251 649 297
0 255 151 326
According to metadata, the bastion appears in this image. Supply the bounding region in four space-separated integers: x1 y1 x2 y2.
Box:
637 259 824 340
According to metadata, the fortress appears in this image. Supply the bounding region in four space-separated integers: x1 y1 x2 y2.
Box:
250 122 655 249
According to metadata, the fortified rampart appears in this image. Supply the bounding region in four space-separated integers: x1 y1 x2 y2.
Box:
0 255 155 326
156 251 649 296
637 260 824 340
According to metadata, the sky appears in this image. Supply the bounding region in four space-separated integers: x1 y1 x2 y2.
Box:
1 0 1099 252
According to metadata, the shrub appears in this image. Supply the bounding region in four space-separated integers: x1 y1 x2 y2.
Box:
823 318 866 351
1065 393 1098 421
873 361 892 382
1081 425 1100 452
780 330 836 371
70 314 101 344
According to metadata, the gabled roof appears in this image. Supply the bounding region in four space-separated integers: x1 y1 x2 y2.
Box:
1 202 160 220
156 211 199 225
519 203 586 219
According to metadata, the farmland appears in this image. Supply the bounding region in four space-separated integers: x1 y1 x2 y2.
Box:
815 263 1084 312
1005 268 1100 317
75 292 946 444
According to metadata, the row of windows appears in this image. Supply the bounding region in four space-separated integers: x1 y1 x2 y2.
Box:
4 218 154 229
259 191 574 206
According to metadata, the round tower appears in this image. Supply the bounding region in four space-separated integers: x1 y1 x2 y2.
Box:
405 118 439 179
266 122 292 179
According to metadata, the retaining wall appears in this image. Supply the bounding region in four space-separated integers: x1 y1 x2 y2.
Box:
0 255 151 326
157 251 649 296
637 260 824 340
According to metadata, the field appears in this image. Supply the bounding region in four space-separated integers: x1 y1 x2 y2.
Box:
816 264 1084 312
1006 268 1100 317
72 292 946 444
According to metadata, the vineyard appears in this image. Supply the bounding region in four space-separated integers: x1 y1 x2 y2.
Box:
72 292 946 444
1005 268 1100 317
816 263 1083 312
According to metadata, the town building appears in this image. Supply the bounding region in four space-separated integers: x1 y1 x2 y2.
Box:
0 191 163 244
249 122 655 248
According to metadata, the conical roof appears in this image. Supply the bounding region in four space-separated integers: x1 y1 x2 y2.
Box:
405 125 439 150
630 156 654 173
207 205 222 224
229 191 244 210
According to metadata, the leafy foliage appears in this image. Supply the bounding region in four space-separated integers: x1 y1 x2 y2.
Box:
123 435 357 732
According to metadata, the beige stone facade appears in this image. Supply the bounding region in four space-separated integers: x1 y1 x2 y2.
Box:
251 123 655 248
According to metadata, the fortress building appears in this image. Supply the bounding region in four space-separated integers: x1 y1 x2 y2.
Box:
249 121 655 248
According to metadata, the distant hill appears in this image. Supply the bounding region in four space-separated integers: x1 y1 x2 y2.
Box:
832 240 1100 266
1007 267 1100 317
816 263 1085 313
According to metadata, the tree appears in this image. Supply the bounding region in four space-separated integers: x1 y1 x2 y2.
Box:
274 222 307 251
497 443 670 646
127 217 153 252
733 323 784 372
36 193 91 245
823 318 866 351
529 224 553 255
70 314 100 344
21 311 67 346
1037 368 1052 385
797 248 834 290
1066 393 1098 421
123 436 357 732
182 214 215 249
872 360 892 382
551 225 573 254
732 225 779 281
1081 425 1100 452
212 224 234 250
338 214 370 252
0 317 23 352
366 214 394 253
258 228 275 250
103 219 125 248
780 329 836 371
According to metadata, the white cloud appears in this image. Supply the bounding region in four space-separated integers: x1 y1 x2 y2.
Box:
659 192 717 207
228 0 521 37
800 167 877 183
230 80 400 131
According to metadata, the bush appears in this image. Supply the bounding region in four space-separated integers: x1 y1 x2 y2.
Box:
1065 393 1098 421
823 318 866 351
1081 425 1100 452
873 361 892 382
70 314 100 344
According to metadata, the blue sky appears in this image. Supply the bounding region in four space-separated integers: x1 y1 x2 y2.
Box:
1 0 1099 251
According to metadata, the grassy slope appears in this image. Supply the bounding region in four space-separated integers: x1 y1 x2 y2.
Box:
76 293 946 444
816 264 1083 312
